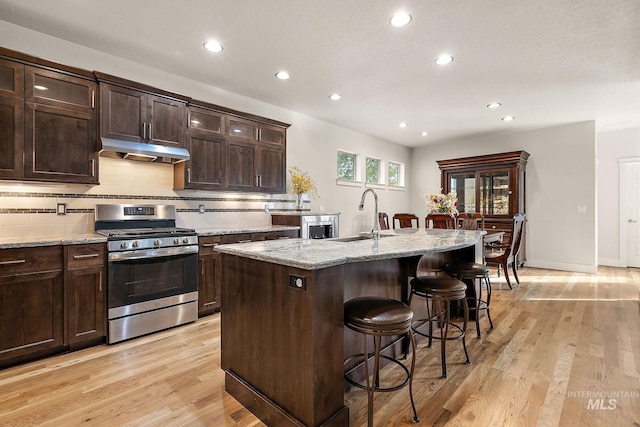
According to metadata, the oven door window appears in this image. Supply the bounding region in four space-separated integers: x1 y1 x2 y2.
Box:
108 252 197 309
308 224 333 239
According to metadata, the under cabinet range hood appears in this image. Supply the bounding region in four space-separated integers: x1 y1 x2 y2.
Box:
99 137 190 164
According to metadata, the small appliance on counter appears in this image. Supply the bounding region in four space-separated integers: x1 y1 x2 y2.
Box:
95 204 198 344
271 213 339 239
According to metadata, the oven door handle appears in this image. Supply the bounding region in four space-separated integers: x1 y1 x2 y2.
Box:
108 245 199 262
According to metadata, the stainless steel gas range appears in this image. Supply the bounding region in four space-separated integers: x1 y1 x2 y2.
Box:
95 204 198 344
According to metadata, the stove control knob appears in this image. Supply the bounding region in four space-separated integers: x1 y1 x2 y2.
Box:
182 237 190 244
132 240 140 248
154 239 161 246
174 238 180 245
120 241 129 249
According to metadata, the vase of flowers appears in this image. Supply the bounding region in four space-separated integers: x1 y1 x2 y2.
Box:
426 190 459 215
289 166 319 211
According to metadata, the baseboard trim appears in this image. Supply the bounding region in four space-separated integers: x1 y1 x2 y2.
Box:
597 258 626 267
525 259 598 274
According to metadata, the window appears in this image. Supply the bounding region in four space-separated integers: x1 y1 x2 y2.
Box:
388 161 405 187
337 150 357 181
366 157 383 184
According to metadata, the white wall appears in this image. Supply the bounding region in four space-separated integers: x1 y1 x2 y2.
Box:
410 122 598 273
597 127 640 266
0 20 412 237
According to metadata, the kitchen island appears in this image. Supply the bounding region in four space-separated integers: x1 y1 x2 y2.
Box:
216 228 484 427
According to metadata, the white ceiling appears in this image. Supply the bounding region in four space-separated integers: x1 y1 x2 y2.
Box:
1 0 639 147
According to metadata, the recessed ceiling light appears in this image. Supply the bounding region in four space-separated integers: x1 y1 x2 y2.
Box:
203 40 223 53
399 122 408 128
421 131 429 136
435 55 454 65
329 93 341 101
390 11 412 27
502 116 515 122
275 71 290 80
487 102 502 109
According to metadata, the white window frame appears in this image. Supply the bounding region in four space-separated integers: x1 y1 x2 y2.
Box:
336 150 363 186
387 161 406 190
365 156 386 189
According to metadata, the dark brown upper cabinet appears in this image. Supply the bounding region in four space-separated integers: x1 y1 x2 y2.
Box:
174 101 226 191
95 72 189 149
226 116 288 193
0 48 98 184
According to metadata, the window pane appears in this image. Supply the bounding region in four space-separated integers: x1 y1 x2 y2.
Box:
388 162 399 186
366 158 379 183
337 151 355 180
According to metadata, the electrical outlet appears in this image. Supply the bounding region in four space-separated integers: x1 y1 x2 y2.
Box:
289 274 306 291
199 204 205 214
57 203 67 215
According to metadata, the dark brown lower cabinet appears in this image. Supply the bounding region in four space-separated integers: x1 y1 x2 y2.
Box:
198 236 222 317
65 244 106 347
0 246 64 367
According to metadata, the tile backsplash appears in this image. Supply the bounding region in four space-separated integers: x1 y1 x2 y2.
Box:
0 157 301 238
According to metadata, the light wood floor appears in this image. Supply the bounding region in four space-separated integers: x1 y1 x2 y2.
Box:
1 266 639 427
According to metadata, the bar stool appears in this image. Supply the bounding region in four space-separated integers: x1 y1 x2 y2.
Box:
344 296 419 426
408 276 470 378
444 261 493 338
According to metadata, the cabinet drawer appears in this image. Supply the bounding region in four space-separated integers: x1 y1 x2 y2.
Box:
199 235 222 255
0 246 63 275
220 233 253 244
66 244 105 269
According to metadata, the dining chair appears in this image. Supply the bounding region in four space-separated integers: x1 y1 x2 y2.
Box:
484 213 525 289
378 212 390 230
425 213 456 229
393 213 419 229
457 212 485 230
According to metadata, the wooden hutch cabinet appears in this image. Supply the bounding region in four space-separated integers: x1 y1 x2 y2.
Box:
437 150 529 265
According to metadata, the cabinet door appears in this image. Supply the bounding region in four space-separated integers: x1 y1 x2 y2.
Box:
23 66 98 183
257 123 285 145
67 266 105 345
198 253 221 315
24 103 98 183
25 66 95 113
148 94 186 147
257 145 286 193
227 116 257 141
0 96 24 178
0 58 24 99
178 107 226 190
65 244 106 345
99 83 145 142
479 169 511 216
448 172 476 214
0 271 64 366
226 139 258 191
0 60 25 178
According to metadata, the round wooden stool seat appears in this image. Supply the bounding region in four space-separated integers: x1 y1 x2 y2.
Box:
343 296 419 425
444 261 494 338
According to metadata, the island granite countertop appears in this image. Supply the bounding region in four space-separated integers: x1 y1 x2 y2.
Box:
215 228 485 270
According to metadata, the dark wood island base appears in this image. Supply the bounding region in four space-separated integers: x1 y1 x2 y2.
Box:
219 230 482 426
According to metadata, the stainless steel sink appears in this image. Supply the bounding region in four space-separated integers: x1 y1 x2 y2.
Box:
331 234 395 242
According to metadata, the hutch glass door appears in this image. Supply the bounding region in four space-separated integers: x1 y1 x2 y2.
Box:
449 172 476 213
479 170 510 215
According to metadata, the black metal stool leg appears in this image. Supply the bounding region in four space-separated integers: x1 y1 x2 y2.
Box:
441 299 449 378
461 298 471 364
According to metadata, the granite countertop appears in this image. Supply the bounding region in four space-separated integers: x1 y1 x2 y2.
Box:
194 225 300 236
215 228 485 270
0 226 300 249
270 212 340 216
0 234 108 249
